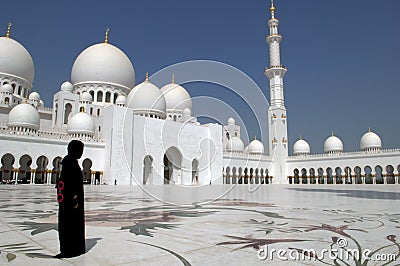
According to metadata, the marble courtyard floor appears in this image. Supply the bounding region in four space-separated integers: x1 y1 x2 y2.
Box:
0 184 399 265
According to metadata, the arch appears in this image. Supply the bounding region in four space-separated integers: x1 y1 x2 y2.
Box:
255 168 259 184
293 168 299 184
143 155 153 185
386 165 395 184
51 157 62 184
317 167 324 184
301 168 307 184
375 165 383 184
244 168 249 184
54 103 58 125
35 156 49 184
265 169 269 184
249 168 254 184
354 166 362 184
344 166 352 184
105 91 111 103
1 153 15 184
226 132 230 140
364 166 373 184
192 159 199 185
82 158 93 184
309 168 316 184
5 97 9 104
225 167 230 184
232 167 237 184
89 90 94 101
397 165 400 184
113 93 118 104
18 155 32 184
335 167 342 184
326 167 333 184
97 109 101 116
97 91 103 102
64 103 72 124
238 167 243 184
80 106 85 112
163 147 182 184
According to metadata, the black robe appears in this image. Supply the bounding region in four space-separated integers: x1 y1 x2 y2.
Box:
57 154 85 257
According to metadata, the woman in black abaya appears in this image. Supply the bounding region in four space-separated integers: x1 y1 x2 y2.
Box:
56 140 86 258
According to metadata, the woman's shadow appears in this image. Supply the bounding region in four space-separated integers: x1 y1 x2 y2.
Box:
26 238 102 259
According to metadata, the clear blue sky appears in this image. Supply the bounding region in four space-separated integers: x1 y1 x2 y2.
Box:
1 0 399 153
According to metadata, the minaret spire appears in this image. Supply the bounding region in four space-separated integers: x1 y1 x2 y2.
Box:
104 27 110 44
265 0 286 107
6 22 12 38
270 0 275 18
265 0 289 183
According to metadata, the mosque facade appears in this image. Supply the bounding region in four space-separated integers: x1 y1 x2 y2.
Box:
0 3 399 186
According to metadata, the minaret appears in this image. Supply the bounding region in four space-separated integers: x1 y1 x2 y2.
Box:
265 0 288 184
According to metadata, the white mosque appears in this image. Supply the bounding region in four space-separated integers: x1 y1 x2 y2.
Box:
0 2 399 186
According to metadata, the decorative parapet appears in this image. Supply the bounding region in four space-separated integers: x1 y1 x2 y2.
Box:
0 124 104 143
288 148 400 160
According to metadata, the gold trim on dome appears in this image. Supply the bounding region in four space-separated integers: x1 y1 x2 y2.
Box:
145 72 149 82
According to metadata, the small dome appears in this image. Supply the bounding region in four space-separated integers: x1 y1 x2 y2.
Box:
293 138 311 155
0 37 34 85
160 82 192 112
80 91 93 102
39 100 44 107
248 138 264 154
8 103 40 130
0 84 13 94
71 43 135 90
67 112 95 136
183 108 191 116
115 95 127 105
227 117 235 125
226 136 244 152
127 80 166 117
28 91 40 101
324 134 343 153
360 130 382 151
61 81 73 92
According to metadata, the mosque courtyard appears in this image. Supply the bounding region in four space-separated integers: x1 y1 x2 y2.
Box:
0 184 398 265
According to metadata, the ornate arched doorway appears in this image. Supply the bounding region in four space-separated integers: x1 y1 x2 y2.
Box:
1 153 15 184
163 147 182 184
143 155 153 185
82 158 93 184
18 155 32 184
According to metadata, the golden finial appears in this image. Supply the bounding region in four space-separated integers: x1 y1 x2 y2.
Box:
171 73 175 84
6 22 12 38
145 72 149 82
254 136 257 140
104 27 110 44
368 127 371 132
299 135 302 140
270 0 275 17
331 131 334 137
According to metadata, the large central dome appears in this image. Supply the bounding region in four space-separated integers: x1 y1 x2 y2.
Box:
71 43 135 90
0 37 34 85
